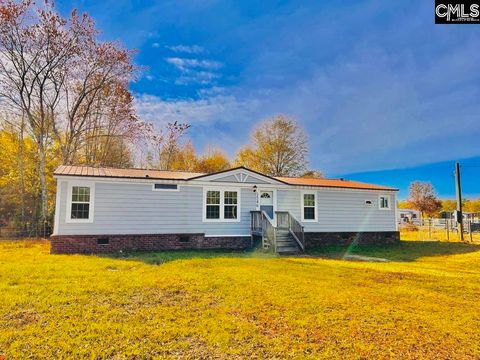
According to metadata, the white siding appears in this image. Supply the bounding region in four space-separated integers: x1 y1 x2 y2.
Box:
277 189 396 232
55 178 397 236
56 180 256 236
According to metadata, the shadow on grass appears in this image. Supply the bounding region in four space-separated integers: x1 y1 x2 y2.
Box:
305 240 480 262
96 241 480 265
98 247 276 265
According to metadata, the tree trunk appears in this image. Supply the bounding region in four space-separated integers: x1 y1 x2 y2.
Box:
37 136 49 234
17 121 27 230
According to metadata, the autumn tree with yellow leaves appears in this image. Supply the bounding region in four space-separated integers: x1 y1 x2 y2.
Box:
235 115 308 176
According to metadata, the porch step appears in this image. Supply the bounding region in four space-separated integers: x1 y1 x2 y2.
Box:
276 231 301 255
277 245 301 255
276 239 295 246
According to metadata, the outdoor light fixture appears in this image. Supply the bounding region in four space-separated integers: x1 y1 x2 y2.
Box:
253 185 257 193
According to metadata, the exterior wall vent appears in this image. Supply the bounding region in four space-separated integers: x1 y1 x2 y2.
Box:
179 235 190 243
97 238 109 245
153 184 178 191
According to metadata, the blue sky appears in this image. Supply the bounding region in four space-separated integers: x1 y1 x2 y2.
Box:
57 0 480 199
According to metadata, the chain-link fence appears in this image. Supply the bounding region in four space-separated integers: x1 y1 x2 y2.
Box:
400 218 480 243
0 222 52 240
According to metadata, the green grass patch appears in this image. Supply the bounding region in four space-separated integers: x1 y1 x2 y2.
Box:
101 247 277 265
1 240 480 358
307 240 480 261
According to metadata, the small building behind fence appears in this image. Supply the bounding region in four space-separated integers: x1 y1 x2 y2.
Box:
397 209 421 225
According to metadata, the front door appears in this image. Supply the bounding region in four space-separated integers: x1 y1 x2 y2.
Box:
259 191 274 219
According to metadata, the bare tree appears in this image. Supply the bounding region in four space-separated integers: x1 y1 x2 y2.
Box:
407 181 442 218
0 0 142 224
155 121 191 170
0 1 89 223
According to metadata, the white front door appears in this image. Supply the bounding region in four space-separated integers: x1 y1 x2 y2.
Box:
259 191 274 219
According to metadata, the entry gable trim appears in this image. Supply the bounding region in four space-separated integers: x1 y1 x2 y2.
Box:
190 166 287 185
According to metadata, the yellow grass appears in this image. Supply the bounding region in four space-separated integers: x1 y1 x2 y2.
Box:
400 227 480 242
1 240 480 359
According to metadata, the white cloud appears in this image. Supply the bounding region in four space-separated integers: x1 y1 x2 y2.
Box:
135 93 256 126
151 42 161 48
131 1 480 174
135 93 263 157
175 71 219 85
165 57 223 71
166 45 205 54
136 38 480 175
164 57 223 86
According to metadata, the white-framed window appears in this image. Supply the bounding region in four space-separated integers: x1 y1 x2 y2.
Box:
203 188 240 222
379 195 390 210
66 182 95 223
152 183 179 191
301 191 317 222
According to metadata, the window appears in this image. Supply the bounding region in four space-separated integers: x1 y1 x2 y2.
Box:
204 189 240 222
67 183 94 222
224 191 238 219
71 186 90 219
302 192 317 221
379 195 390 209
66 182 95 222
206 190 220 219
153 184 178 191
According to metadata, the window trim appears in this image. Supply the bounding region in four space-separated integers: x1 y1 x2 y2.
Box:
152 183 179 191
378 194 391 210
65 181 95 223
301 191 317 222
202 187 241 223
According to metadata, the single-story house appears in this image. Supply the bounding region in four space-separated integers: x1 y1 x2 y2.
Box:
51 165 399 254
397 209 421 225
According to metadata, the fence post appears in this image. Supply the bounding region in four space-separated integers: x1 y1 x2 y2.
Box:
428 218 432 240
446 220 449 242
469 220 473 243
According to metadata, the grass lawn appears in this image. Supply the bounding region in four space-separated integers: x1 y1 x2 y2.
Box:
1 240 480 358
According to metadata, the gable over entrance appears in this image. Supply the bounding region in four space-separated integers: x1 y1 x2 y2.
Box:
191 167 286 185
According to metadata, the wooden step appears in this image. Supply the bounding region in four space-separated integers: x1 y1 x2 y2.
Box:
276 237 292 242
276 239 296 246
277 246 300 254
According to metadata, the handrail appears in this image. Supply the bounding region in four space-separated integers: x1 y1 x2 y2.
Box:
250 210 263 234
250 210 276 252
275 211 305 251
288 213 305 251
252 210 305 253
261 210 276 253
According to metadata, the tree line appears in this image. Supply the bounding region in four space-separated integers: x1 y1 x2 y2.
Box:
0 1 317 233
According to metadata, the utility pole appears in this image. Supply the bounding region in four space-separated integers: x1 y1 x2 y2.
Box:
455 162 464 242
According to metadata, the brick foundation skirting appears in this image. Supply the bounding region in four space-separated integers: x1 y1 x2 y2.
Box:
50 233 252 254
304 231 400 248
